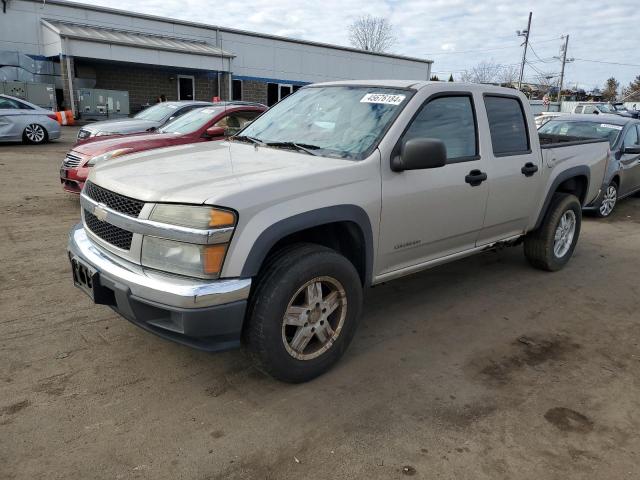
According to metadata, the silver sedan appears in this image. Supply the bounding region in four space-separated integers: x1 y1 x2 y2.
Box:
0 94 61 144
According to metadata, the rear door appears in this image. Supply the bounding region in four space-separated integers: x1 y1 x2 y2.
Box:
0 96 25 141
378 91 490 275
618 124 640 195
476 94 542 245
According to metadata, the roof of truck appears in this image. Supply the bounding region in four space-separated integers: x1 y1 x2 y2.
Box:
309 80 522 94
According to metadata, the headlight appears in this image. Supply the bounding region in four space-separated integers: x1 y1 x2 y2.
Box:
141 237 227 279
143 205 237 278
149 204 236 229
86 148 133 166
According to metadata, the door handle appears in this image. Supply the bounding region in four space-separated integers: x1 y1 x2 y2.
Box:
521 162 539 177
465 169 487 186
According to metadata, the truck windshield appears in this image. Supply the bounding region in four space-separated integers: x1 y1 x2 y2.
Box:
539 119 622 146
134 103 180 122
160 107 223 134
236 86 411 159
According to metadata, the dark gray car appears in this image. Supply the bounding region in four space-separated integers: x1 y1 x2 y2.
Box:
539 114 640 217
76 101 213 142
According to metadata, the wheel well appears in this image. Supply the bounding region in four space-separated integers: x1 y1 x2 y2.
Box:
263 222 368 286
556 175 588 204
610 175 620 188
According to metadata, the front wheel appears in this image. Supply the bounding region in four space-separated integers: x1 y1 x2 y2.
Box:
245 243 363 383
594 182 618 218
23 124 48 144
524 193 582 271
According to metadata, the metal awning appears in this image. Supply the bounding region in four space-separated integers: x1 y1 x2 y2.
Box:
42 19 233 58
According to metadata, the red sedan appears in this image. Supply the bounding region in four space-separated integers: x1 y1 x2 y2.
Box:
60 103 266 194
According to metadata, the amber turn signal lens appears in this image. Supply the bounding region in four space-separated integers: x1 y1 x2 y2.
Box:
202 244 227 274
209 209 236 227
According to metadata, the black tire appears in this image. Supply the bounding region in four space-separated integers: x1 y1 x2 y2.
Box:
23 123 48 145
524 193 582 272
245 243 363 383
593 181 618 218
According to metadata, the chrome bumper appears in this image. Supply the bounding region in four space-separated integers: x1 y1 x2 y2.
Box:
67 224 251 309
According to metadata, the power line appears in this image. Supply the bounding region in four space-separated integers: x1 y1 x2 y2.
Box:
573 58 640 68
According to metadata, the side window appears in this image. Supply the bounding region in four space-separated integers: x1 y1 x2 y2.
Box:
484 96 530 155
623 125 639 147
584 106 595 114
0 97 22 109
216 111 262 135
575 106 584 113
403 95 477 161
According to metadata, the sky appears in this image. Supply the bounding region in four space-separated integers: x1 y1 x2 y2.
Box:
80 0 640 92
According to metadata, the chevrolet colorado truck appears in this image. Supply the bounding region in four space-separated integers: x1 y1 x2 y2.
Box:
68 81 609 383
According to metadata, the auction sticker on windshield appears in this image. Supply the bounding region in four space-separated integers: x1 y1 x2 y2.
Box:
360 93 406 105
600 124 623 130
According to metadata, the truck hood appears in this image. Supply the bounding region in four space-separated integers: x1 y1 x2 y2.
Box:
83 118 161 135
90 141 368 205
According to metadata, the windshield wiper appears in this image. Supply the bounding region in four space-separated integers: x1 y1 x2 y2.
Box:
265 141 321 156
233 135 266 146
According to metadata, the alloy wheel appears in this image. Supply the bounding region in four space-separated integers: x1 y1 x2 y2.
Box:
25 124 46 143
281 276 347 361
553 210 576 258
599 184 617 217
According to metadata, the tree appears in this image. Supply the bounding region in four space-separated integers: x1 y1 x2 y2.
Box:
623 75 640 101
459 61 502 84
430 75 440 81
348 15 395 52
448 74 454 82
499 65 520 87
602 77 619 101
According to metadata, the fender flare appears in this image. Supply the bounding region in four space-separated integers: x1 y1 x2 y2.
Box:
240 205 374 285
534 165 591 229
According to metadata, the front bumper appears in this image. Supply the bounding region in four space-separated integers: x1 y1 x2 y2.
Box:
67 224 251 352
60 166 88 194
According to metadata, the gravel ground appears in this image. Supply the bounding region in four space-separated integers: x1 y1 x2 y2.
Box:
1 127 639 479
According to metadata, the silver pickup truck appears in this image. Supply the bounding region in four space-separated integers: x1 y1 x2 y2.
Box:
68 81 609 382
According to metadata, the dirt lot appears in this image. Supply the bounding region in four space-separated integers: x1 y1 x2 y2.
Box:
1 127 639 479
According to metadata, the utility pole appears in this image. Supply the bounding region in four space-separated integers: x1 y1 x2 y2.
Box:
557 35 569 103
517 12 532 91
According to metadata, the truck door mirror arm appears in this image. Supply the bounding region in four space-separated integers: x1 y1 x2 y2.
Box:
391 138 447 172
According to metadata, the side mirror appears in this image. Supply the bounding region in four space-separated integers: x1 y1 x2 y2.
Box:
624 145 640 155
391 138 447 172
205 126 226 138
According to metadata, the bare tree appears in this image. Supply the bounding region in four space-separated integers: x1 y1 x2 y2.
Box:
459 61 502 84
348 15 395 53
499 65 520 86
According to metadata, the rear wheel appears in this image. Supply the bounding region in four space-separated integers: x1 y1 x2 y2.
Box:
23 124 48 144
245 243 363 383
594 182 618 218
524 193 582 271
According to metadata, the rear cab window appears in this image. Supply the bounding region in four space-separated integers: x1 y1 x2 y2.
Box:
484 95 530 156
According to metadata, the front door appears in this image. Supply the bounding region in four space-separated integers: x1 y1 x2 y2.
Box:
378 93 489 276
178 75 195 101
618 124 640 196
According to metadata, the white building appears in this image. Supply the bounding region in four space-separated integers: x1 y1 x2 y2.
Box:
0 0 432 114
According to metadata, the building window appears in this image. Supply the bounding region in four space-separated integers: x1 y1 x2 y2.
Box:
267 83 295 106
232 80 242 101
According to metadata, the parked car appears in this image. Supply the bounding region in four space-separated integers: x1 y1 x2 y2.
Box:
68 81 609 382
60 103 266 193
534 112 562 128
0 94 61 144
75 100 215 143
539 114 640 217
572 102 638 119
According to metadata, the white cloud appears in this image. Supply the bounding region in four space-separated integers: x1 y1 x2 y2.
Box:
79 0 640 89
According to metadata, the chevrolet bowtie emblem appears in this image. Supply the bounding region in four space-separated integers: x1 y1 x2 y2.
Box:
94 204 108 222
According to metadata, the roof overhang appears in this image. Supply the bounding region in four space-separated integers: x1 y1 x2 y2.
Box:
41 19 233 71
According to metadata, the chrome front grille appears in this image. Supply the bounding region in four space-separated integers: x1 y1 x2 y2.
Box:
62 153 83 168
84 209 133 250
84 182 145 218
